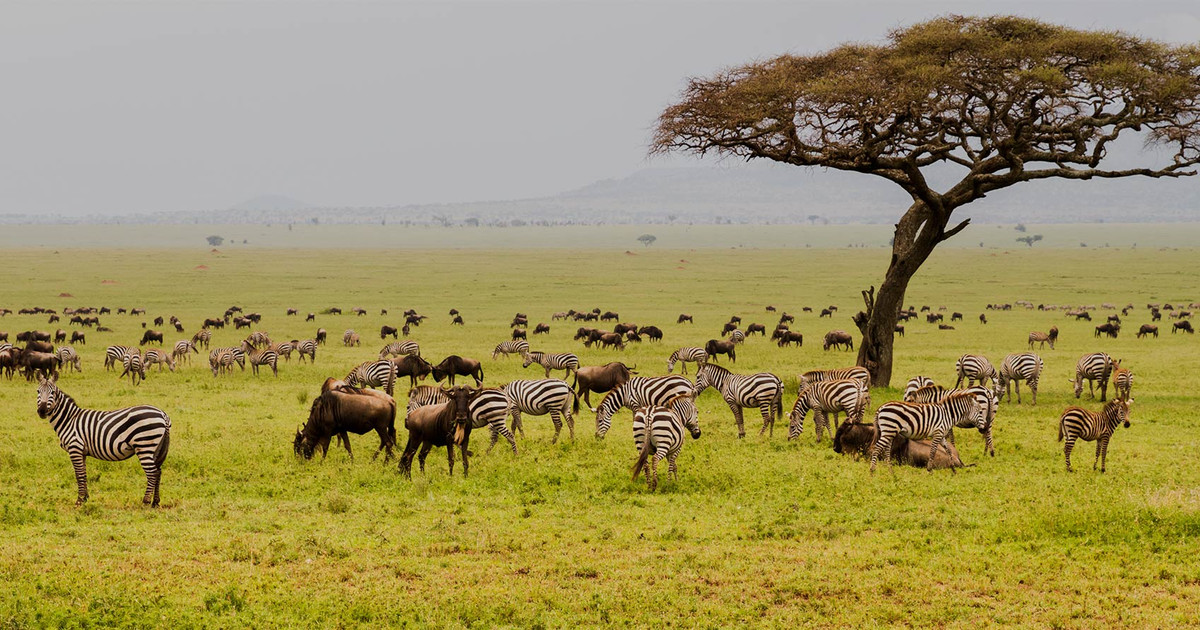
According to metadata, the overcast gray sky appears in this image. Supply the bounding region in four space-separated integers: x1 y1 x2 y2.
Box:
3 1 1199 216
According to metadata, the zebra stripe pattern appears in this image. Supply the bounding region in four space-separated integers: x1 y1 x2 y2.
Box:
999 352 1043 405
380 340 420 358
491 340 530 359
727 329 746 344
503 379 579 443
294 339 317 363
694 363 784 438
907 385 997 457
595 375 694 440
142 348 175 372
105 345 135 371
272 341 294 361
36 377 171 506
521 351 579 378
347 359 397 396
343 330 360 347
1058 399 1132 472
1112 362 1133 401
666 347 708 375
954 354 998 390
121 350 146 385
406 385 517 454
1072 352 1114 401
248 348 279 376
191 329 211 349
800 366 871 389
903 376 936 401
631 396 702 491
789 378 868 441
56 346 82 373
1028 331 1055 350
870 392 983 472
172 340 197 365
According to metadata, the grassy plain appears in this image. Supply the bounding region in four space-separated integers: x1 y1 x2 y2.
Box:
1 227 1199 627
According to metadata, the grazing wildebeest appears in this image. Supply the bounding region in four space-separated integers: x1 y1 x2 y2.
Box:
894 325 905 336
449 308 459 316
380 325 399 339
432 355 484 386
533 323 550 335
1136 324 1158 338
510 315 528 328
315 328 327 345
139 330 164 346
572 362 635 411
452 315 465 325
0 331 9 343
823 330 854 351
21 350 62 381
938 324 955 330
950 312 963 322
399 385 477 478
765 305 776 312
512 328 527 340
705 339 737 361
153 316 164 327
979 314 988 324
598 332 626 350
48 314 60 324
306 313 316 322
613 323 638 335
295 382 397 461
202 318 224 329
25 340 54 354
720 322 738 336
820 309 833 318
54 329 67 343
746 323 766 336
287 308 298 316
677 314 693 324
327 307 343 315
353 307 367 317
926 313 943 323
392 355 434 389
406 315 426 327
637 325 663 342
1174 321 1194 334
1095 323 1120 338
779 313 795 324
776 331 804 348
600 311 620 322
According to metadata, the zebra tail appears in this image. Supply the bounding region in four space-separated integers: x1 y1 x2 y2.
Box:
573 392 580 414
631 435 653 481
154 425 171 468
1057 417 1064 442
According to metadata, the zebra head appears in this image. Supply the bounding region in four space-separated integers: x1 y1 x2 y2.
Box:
1111 398 1133 428
36 375 61 418
693 365 714 396
521 352 536 368
668 395 701 439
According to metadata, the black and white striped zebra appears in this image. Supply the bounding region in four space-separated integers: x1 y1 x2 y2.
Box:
272 341 294 362
666 347 708 375
343 330 360 347
693 363 784 438
906 385 997 457
595 375 694 440
491 340 530 360
954 354 998 390
1112 361 1134 401
248 347 279 377
209 348 238 376
380 340 420 359
521 351 579 378
727 329 746 344
36 376 171 506
903 376 936 401
347 359 397 396
56 346 82 373
172 340 197 365
191 329 211 349
502 379 579 443
142 348 175 372
406 385 517 453
1028 330 1055 350
294 339 317 363
999 353 1043 405
799 366 871 389
105 345 135 371
121 350 146 385
1072 352 1114 401
870 392 984 472
788 378 868 441
630 395 702 491
1058 398 1132 473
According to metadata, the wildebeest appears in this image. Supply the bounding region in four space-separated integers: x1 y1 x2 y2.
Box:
512 328 527 340
315 328 327 345
637 325 663 342
139 330 164 346
287 308 298 316
823 330 854 351
449 308 459 316
533 323 550 334
938 324 955 330
392 355 435 388
889 437 965 469
21 350 62 381
600 311 619 322
746 323 766 336
18 331 51 343
399 385 477 478
1094 323 1120 338
202 318 225 329
1136 324 1159 338
597 332 626 350
452 315 465 326
510 315 528 328
832 422 877 459
1174 321 1195 334
776 331 804 348
54 329 67 343
613 323 637 335
432 355 484 386
705 339 737 361
295 381 397 461
306 313 316 322
572 362 635 411
779 313 795 324
979 314 988 324
25 340 54 354
720 322 738 336
380 325 399 339
926 312 943 323
677 314 693 324
820 309 833 318
950 312 963 322
153 316 164 327
894 325 905 336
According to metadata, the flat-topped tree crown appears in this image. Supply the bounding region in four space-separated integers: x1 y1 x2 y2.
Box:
652 15 1200 386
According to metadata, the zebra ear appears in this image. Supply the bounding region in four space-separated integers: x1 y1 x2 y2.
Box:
50 373 58 384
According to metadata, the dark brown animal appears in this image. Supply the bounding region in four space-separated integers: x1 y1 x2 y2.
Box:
779 313 795 324
889 437 965 469
705 339 738 361
572 362 635 410
677 314 693 324
832 421 877 459
820 309 833 318
432 355 484 386
399 386 477 478
306 313 316 322
20 350 61 381
938 324 955 330
140 330 164 346
510 315 528 328
315 328 327 344
54 329 67 343
512 328 527 340
720 322 738 336
25 340 54 354
392 355 435 388
1174 321 1195 334
533 323 550 334
295 384 397 461
380 325 399 339
598 332 626 350
979 314 987 324
776 331 803 348
1136 324 1158 338
951 312 963 322
823 330 854 351
287 308 298 316
746 323 766 336
452 315 465 326
637 325 663 342
894 325 905 336
1095 323 1120 338
600 311 620 322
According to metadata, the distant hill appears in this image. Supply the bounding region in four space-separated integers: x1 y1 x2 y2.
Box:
230 195 311 212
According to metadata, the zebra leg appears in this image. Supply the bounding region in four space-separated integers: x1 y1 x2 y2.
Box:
509 409 524 438
869 433 893 473
1063 435 1076 472
1013 381 1020 404
1099 379 1107 402
1088 379 1096 399
1094 438 1104 471
649 453 661 491
815 411 828 442
668 449 679 481
985 427 994 457
757 402 773 437
137 449 161 506
549 411 563 444
729 401 746 438
1030 379 1037 406
1100 435 1111 473
70 451 89 506
564 406 575 441
486 422 501 453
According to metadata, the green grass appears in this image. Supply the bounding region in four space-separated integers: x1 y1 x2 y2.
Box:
1 232 1199 627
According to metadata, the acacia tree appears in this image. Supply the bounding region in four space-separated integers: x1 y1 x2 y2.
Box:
652 15 1200 385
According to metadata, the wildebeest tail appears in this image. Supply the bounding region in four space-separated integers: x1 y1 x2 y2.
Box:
631 435 653 482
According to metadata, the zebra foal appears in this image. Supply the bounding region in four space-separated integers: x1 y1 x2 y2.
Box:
1058 399 1132 473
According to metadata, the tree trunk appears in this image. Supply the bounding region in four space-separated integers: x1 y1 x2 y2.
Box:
855 201 945 387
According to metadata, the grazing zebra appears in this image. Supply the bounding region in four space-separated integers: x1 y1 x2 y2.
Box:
104 345 135 371
244 331 271 349
903 376 936 401
142 348 175 372
191 329 211 350
172 340 197 365
521 351 579 378
502 379 579 443
1072 352 1115 401
209 348 235 376
1112 361 1133 400
491 340 530 360
666 347 708 375
907 385 998 457
788 378 869 441
870 392 984 473
248 347 279 377
120 351 146 385
595 375 694 440
1028 330 1055 350
693 363 784 438
727 329 746 344
56 346 82 373
1058 399 1132 473
347 359 397 396
954 354 998 390
344 331 360 347
272 341 294 362
631 396 702 491
36 376 171 506
294 339 318 363
800 366 872 389
379 340 420 358
999 352 1043 405
406 385 517 454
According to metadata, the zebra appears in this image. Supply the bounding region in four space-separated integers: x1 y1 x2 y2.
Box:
954 354 998 390
294 339 318 363
209 348 232 376
347 359 397 396
343 330 360 347
244 331 271 349
521 351 579 378
799 366 871 389
693 363 784 438
903 376 936 401
727 329 746 344
36 376 171 506
1072 352 1115 401
172 340 197 365
502 379 578 443
595 375 694 440
272 341 294 362
56 346 82 373
1058 398 1133 473
1112 361 1133 400
630 395 702 491
666 347 708 375
104 345 135 371
120 350 146 385
191 329 211 350
248 347 279 376
999 352 1043 405
788 378 869 441
406 385 517 454
142 348 175 372
906 385 998 457
870 392 984 473
379 340 421 358
1028 330 1056 350
491 340 530 360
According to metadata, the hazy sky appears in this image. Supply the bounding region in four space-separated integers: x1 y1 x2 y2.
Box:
3 1 1199 215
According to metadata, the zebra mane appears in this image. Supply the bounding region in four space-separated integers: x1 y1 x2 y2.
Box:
700 362 731 376
663 393 694 406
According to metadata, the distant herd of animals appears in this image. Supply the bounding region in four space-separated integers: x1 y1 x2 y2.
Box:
3 298 1195 503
